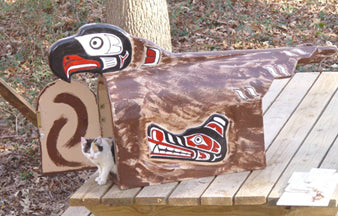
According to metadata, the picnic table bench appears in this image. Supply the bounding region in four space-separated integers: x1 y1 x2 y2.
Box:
69 72 338 216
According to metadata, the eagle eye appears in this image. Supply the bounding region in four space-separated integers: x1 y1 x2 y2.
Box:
90 37 103 49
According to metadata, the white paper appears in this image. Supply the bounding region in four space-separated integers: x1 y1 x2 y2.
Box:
277 169 337 206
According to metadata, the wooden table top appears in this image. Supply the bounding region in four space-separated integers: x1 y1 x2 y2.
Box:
69 72 338 214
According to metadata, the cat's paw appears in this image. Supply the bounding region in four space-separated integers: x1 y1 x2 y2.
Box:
97 177 107 185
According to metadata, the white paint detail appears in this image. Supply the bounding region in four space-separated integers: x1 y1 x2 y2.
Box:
167 133 174 144
190 136 208 146
119 51 129 69
148 141 192 157
148 142 156 152
75 33 123 56
152 130 159 141
245 87 259 97
263 65 280 77
100 57 117 70
282 50 297 56
66 64 98 78
213 117 226 126
212 154 222 162
292 48 307 55
177 137 183 146
277 64 290 76
234 89 248 100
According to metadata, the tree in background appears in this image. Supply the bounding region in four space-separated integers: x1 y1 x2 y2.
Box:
106 0 172 52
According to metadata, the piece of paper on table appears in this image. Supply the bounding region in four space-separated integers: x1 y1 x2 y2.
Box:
277 168 337 206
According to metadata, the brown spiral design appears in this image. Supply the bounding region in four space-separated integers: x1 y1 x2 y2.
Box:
46 93 88 167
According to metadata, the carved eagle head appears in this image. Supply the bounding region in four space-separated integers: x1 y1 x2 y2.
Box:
48 23 134 82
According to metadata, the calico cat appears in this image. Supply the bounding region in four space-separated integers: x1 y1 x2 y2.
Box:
81 136 116 185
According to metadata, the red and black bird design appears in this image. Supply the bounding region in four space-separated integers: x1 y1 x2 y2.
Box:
147 114 229 162
48 23 133 82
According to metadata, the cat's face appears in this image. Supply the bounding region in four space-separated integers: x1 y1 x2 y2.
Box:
81 137 103 160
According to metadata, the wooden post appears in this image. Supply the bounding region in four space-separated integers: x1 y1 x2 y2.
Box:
0 79 37 127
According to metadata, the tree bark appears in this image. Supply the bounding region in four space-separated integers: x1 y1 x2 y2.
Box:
106 0 172 52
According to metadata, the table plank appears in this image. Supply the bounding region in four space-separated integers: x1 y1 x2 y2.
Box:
69 174 97 206
201 171 249 206
81 180 113 205
262 78 290 113
320 137 338 170
235 72 338 205
70 172 113 206
168 176 214 206
135 182 178 205
320 138 338 207
102 185 141 206
268 90 338 203
85 204 338 216
263 73 319 149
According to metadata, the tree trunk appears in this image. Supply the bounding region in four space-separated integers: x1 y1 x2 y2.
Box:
106 0 172 52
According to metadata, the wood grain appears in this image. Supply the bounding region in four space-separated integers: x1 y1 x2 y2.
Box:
81 180 114 205
168 176 214 206
102 185 141 206
268 89 338 203
70 174 97 206
262 78 290 113
263 73 319 149
320 137 338 170
320 138 338 207
85 204 338 216
235 72 338 205
201 171 249 206
135 182 178 205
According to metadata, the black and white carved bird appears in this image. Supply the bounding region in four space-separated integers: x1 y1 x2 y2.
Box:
48 24 132 82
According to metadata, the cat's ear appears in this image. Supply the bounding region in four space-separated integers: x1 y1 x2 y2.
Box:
80 137 86 144
96 136 102 145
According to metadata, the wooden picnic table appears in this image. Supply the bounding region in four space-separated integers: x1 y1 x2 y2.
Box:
69 72 338 216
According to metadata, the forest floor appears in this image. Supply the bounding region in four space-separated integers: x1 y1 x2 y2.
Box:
0 0 337 215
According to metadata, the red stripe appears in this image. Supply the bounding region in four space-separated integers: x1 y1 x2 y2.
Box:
145 57 155 64
147 48 156 57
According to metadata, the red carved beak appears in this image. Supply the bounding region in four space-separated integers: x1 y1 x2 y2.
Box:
63 55 101 79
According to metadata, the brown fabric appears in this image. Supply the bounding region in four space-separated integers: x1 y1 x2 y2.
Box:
101 44 335 189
